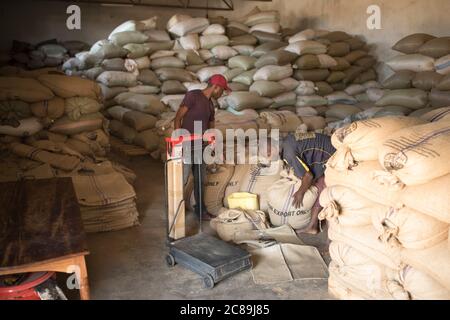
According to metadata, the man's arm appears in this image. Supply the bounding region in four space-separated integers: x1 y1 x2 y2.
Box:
174 105 189 130
292 171 314 209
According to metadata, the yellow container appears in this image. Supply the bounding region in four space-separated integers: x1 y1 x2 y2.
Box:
227 192 259 210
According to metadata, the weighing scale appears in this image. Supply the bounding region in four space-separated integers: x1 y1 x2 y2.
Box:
164 134 252 289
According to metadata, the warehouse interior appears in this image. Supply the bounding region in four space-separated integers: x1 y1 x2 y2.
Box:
0 0 449 300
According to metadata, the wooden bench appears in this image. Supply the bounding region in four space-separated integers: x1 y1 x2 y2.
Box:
0 178 90 300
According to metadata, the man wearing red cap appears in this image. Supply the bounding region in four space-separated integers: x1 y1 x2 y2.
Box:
174 74 231 221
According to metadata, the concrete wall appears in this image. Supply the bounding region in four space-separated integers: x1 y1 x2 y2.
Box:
1 0 449 63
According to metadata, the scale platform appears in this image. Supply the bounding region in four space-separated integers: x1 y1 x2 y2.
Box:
166 233 252 289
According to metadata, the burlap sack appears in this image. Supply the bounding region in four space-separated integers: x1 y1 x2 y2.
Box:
204 165 235 215
319 185 384 227
267 169 318 229
210 208 269 242
378 121 450 186
38 74 101 100
50 113 105 136
329 242 396 300
65 97 102 121
397 173 450 224
122 111 157 132
420 107 450 123
10 142 80 171
418 37 450 58
382 70 415 89
259 110 302 133
325 161 401 208
372 206 449 250
328 224 402 270
0 77 54 102
328 116 425 171
134 129 159 151
401 241 450 290
386 265 450 300
392 33 435 54
114 92 165 115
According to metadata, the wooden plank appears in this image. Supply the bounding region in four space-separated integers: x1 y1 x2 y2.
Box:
167 160 185 240
0 178 88 268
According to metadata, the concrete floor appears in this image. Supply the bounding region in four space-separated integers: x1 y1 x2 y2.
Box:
81 154 332 300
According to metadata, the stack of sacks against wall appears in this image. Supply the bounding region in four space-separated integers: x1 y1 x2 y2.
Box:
323 116 450 300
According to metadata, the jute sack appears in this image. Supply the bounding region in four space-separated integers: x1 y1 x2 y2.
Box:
372 205 449 250
375 88 428 109
109 120 136 143
0 118 43 137
377 120 450 186
294 54 320 70
255 51 297 69
97 71 138 88
251 41 286 58
239 160 283 212
114 92 165 115
267 169 318 229
197 66 229 82
417 37 450 59
10 142 80 171
271 92 297 108
128 85 160 95
386 265 450 300
420 106 450 122
259 110 302 133
223 164 251 207
249 80 286 98
0 77 54 102
284 40 327 56
397 173 450 224
437 74 450 90
137 69 161 86
229 34 258 46
124 57 151 73
225 91 273 111
204 165 235 215
64 97 102 121
155 67 196 82
300 116 326 130
50 113 105 135
435 54 450 75
150 56 185 70
386 54 435 72
325 161 402 207
328 116 425 171
89 40 128 59
392 33 436 54
382 70 415 89
401 241 450 290
253 65 293 81
123 111 157 132
232 69 257 86
319 185 384 227
211 46 238 60
134 129 159 151
251 31 282 43
210 208 269 242
109 31 149 47
30 97 65 121
161 80 187 95
429 89 450 108
328 224 402 270
38 74 101 100
412 71 443 90
200 35 229 50
329 242 396 300
99 84 128 100
168 17 209 37
243 10 279 27
72 172 135 206
294 69 330 82
328 270 368 300
107 105 131 121
325 104 361 120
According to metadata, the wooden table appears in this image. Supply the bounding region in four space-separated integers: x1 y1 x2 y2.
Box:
0 178 90 300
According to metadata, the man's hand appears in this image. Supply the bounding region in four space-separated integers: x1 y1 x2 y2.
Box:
292 189 305 209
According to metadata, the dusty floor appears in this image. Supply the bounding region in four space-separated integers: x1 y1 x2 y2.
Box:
78 154 332 300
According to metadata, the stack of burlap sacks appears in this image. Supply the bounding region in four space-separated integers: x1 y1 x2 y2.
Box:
0 71 139 233
62 17 167 154
379 34 450 117
7 39 89 70
320 115 450 299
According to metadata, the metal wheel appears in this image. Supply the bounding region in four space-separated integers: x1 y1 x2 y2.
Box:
203 274 215 289
166 254 176 267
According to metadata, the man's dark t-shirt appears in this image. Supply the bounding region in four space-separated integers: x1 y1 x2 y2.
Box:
180 90 215 134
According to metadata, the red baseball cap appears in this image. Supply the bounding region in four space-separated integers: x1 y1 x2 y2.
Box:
208 74 232 92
